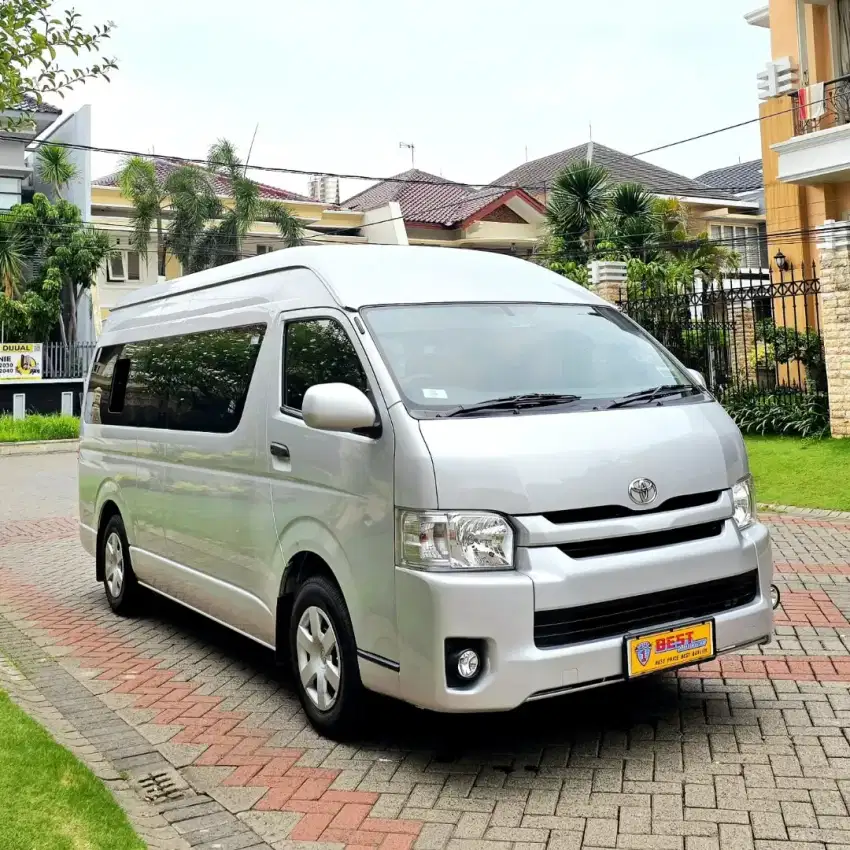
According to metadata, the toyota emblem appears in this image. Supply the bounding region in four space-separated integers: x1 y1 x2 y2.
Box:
628 478 658 505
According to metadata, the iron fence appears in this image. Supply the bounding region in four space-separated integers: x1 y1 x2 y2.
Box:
42 341 96 379
615 266 825 403
792 74 850 136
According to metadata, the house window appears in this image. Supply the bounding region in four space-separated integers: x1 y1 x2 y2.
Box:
0 176 21 210
107 253 126 282
127 251 140 281
257 245 273 255
709 224 764 269
108 250 141 283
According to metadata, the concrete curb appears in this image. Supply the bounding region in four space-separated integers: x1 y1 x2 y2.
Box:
0 438 78 456
759 502 850 520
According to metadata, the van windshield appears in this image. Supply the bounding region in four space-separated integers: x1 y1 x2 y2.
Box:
361 303 702 417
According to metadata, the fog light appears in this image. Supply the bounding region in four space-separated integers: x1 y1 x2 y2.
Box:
771 584 781 610
457 649 480 679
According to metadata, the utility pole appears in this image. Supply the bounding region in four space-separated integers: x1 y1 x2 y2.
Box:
399 141 415 168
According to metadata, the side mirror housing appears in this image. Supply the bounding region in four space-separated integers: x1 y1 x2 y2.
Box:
302 383 378 433
688 368 706 388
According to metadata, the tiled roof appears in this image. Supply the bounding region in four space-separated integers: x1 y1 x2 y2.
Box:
93 157 315 203
491 142 737 202
16 95 61 114
695 159 764 194
342 169 539 226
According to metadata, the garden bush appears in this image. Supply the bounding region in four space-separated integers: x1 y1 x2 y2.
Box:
721 387 829 438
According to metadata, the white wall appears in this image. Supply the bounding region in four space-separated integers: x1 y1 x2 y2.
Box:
362 202 409 245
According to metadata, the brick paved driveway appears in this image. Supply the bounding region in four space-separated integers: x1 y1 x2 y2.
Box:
3 453 850 850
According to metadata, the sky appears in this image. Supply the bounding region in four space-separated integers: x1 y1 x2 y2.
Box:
55 0 771 201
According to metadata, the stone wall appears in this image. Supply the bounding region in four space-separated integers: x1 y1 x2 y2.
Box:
817 225 850 437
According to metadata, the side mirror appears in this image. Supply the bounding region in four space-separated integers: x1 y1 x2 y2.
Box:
302 383 378 433
688 368 706 388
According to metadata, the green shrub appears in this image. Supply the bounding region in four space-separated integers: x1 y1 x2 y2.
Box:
0 414 80 443
721 388 829 438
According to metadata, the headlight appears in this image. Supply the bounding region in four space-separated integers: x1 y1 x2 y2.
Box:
732 475 755 530
397 510 514 571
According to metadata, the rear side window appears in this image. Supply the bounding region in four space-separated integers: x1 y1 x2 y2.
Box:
84 346 121 424
283 318 368 411
90 324 266 433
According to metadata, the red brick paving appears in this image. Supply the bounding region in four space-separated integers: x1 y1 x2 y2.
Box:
774 589 850 627
0 515 78 546
775 561 850 575
680 654 850 681
0 571 421 850
760 513 850 530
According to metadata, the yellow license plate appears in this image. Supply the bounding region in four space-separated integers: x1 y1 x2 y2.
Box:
625 620 714 678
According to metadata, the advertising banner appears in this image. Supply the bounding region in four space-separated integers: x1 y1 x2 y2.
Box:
0 343 43 381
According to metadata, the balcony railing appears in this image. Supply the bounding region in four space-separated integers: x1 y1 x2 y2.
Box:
792 75 850 135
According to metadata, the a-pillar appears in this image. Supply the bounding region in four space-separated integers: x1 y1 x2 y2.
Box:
816 221 850 437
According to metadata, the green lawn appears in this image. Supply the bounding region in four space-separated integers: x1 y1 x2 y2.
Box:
0 414 79 443
745 435 850 512
0 690 145 850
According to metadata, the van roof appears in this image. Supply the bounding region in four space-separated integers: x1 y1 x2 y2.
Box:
111 244 602 312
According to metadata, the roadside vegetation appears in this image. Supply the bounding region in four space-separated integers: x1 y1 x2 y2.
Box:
0 689 145 850
746 435 850 512
0 414 79 442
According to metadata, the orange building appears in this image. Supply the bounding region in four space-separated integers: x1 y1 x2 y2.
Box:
749 0 850 267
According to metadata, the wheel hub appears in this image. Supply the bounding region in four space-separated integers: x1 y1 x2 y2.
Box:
296 605 340 711
104 531 125 598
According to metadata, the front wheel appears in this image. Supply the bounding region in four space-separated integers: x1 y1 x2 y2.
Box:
289 576 363 740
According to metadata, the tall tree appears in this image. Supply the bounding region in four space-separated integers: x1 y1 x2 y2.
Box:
119 140 304 277
545 160 610 258
0 217 25 299
36 143 78 199
118 157 169 279
0 1 117 129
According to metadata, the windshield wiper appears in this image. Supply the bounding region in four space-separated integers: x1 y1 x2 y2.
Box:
607 383 701 409
441 393 582 418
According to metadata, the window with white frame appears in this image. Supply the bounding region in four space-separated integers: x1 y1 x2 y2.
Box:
709 224 764 269
257 244 273 255
107 249 141 282
0 176 21 211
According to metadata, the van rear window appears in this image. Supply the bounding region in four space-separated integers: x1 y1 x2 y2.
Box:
87 324 266 433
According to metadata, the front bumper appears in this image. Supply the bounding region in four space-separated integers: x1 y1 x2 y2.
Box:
394 521 773 712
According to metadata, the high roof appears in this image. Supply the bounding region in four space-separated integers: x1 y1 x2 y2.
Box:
491 142 738 202
342 168 543 226
93 156 316 203
109 244 600 315
695 159 764 194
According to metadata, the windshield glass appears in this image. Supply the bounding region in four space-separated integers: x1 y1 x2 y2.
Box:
362 303 699 416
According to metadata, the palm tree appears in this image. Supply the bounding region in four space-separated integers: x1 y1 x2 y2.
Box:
545 160 610 257
119 156 178 280
0 216 24 299
605 182 656 258
36 144 78 200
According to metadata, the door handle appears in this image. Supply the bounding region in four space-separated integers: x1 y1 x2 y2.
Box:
269 442 290 460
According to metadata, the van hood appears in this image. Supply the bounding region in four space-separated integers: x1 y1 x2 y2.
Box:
417 401 747 515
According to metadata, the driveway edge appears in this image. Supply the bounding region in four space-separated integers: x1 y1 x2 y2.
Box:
0 439 79 456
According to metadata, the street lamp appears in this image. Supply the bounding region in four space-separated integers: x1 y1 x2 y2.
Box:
773 249 789 271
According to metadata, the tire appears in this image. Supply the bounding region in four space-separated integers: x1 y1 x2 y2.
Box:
289 576 363 740
101 514 141 616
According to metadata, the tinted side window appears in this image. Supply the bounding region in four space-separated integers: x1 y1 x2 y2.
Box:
94 324 266 433
84 345 120 424
283 319 368 411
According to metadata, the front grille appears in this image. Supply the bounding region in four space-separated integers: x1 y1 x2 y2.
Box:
542 491 722 525
534 569 759 649
557 521 723 560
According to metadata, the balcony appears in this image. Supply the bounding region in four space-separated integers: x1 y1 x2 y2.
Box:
773 76 850 184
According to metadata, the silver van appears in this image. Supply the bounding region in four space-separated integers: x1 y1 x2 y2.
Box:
79 245 774 738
